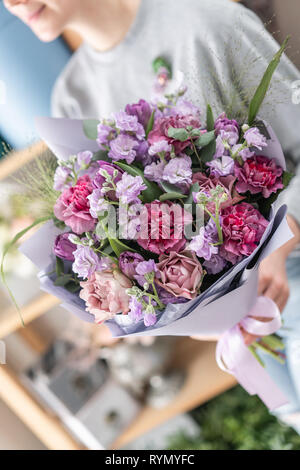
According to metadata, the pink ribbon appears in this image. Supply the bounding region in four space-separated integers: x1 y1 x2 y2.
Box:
216 296 289 410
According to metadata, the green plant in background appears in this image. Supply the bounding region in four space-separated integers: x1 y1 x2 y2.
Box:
168 386 300 450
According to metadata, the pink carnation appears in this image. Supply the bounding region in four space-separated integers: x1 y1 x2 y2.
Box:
148 114 200 155
220 203 269 264
192 172 244 212
79 270 132 324
234 155 284 198
54 175 96 235
137 200 192 255
156 250 204 300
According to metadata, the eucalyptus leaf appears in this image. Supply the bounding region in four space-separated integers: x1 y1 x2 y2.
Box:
195 130 215 148
248 36 290 126
114 161 163 202
83 119 100 140
167 127 190 142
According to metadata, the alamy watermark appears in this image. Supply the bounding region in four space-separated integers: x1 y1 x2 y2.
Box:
0 80 6 105
0 341 6 365
292 80 300 105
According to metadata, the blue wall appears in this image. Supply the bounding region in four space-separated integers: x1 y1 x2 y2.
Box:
0 1 71 149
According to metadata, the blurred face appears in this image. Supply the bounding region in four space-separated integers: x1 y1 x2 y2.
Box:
3 0 80 42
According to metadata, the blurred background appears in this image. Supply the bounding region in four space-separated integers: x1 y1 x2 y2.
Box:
0 0 300 451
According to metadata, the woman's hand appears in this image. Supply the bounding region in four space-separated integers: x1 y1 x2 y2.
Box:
192 215 300 345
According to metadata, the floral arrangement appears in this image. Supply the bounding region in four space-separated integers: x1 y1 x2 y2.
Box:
50 99 288 328
3 38 295 409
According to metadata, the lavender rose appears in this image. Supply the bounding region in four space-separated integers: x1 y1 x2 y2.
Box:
156 250 204 300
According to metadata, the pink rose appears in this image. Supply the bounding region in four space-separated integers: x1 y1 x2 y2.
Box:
234 155 284 198
79 269 132 324
148 114 201 155
192 172 244 212
220 202 269 265
54 175 96 234
156 250 204 300
137 200 192 255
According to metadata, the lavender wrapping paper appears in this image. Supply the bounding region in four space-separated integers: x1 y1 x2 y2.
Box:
19 117 294 338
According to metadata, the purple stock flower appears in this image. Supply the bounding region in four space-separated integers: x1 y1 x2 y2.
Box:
244 127 267 150
144 312 157 327
144 160 165 183
214 113 239 146
231 144 255 162
53 166 72 192
88 189 110 218
72 245 103 279
75 151 93 170
92 160 123 201
149 140 172 156
128 296 144 323
170 98 201 119
207 156 235 177
188 226 218 261
213 135 226 159
97 123 117 149
108 134 139 164
53 233 76 261
125 99 153 129
114 111 145 140
119 251 145 279
135 259 158 287
203 254 227 274
116 174 147 205
135 140 153 166
162 156 192 193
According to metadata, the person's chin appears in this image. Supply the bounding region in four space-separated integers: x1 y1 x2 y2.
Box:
32 25 61 43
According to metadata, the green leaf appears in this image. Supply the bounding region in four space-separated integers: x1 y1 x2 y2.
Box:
54 274 73 287
167 127 190 142
108 238 135 258
195 130 216 148
186 183 200 205
206 104 215 132
114 161 163 202
146 110 155 138
248 36 290 126
160 192 187 202
0 216 52 326
199 139 217 163
283 170 294 188
83 119 100 140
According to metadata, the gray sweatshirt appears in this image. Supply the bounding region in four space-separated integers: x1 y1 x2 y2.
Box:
51 0 300 227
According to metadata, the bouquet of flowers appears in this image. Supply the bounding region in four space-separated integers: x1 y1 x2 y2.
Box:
4 39 295 409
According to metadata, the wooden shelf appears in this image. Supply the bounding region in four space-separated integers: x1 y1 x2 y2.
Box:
112 339 237 449
0 293 60 340
0 365 84 450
